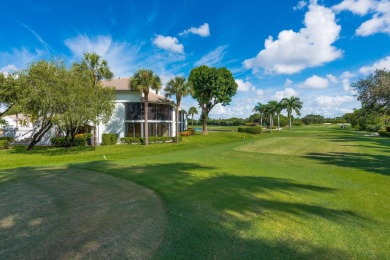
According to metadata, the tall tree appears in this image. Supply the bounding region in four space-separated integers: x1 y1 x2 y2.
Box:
267 100 279 130
275 101 285 130
57 62 115 147
188 106 198 128
130 69 161 145
188 66 237 135
252 102 266 126
0 72 22 117
165 76 190 143
352 69 390 114
282 96 303 130
20 59 68 150
81 52 114 146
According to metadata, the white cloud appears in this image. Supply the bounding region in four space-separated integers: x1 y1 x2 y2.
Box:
314 95 354 107
302 75 329 89
236 79 255 92
359 56 390 74
341 71 355 78
0 65 18 75
255 89 265 98
194 45 227 67
284 79 293 86
0 48 46 72
333 0 390 36
153 35 184 54
294 0 308 10
65 35 141 77
243 2 342 74
179 23 210 37
272 88 298 101
326 74 338 83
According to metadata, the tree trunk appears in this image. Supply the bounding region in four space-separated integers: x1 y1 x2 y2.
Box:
27 120 53 150
175 104 180 143
289 112 292 131
191 114 194 128
260 117 262 127
144 96 149 145
277 113 280 130
202 106 208 135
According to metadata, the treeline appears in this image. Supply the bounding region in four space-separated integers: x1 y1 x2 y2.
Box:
0 54 115 150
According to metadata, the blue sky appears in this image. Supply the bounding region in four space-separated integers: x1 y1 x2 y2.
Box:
1 0 390 119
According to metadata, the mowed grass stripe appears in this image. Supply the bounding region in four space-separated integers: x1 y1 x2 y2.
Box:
0 168 166 259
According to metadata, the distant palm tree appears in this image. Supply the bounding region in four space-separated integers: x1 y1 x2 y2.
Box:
130 69 161 145
188 107 198 128
253 102 265 126
165 76 190 143
267 100 279 130
82 52 113 146
281 96 303 131
275 101 285 130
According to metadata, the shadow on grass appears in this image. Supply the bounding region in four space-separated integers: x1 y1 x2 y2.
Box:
304 152 390 176
73 161 366 258
10 145 95 156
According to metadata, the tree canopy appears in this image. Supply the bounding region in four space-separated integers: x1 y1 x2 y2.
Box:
188 65 237 134
352 69 390 114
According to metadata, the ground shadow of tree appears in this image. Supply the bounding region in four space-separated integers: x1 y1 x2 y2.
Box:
304 152 390 176
74 161 369 258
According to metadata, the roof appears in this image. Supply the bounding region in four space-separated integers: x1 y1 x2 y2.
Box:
101 77 173 104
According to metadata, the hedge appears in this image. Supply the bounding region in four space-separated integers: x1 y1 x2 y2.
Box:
0 140 9 149
378 130 390 137
101 133 118 145
238 127 262 134
120 136 182 145
51 137 86 147
0 136 15 142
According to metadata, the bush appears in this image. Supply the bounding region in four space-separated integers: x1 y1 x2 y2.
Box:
75 133 92 140
365 124 381 132
172 136 183 142
101 133 118 145
378 130 390 137
0 140 9 149
120 137 141 144
386 126 390 132
244 123 257 127
238 127 262 134
50 137 86 147
0 136 15 142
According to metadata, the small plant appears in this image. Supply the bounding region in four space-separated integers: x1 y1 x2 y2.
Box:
0 140 10 149
101 133 118 145
378 130 390 137
238 127 262 134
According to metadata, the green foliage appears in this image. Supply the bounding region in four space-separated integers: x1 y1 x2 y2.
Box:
302 114 325 125
0 72 23 117
281 96 303 130
238 127 262 134
130 69 162 146
50 137 86 147
188 66 237 134
0 140 9 149
101 133 118 145
378 130 390 137
0 136 15 142
352 69 390 114
120 137 142 144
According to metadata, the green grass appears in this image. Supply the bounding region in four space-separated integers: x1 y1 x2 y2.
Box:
1 125 389 258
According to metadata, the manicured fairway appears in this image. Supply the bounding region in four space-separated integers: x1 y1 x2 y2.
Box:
0 125 389 258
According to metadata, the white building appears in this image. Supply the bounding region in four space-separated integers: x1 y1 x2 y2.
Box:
97 77 187 144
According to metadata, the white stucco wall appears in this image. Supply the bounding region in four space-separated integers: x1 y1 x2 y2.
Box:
97 101 126 144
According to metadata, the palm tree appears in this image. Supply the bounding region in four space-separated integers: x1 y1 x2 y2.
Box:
188 107 198 128
130 69 161 145
165 76 190 143
267 100 279 130
253 102 265 126
275 101 285 130
281 96 303 130
82 52 114 146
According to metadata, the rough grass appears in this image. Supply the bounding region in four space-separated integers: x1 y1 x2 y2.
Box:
0 168 166 259
1 125 389 258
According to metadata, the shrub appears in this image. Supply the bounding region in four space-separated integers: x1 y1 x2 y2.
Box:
386 126 390 132
0 136 15 142
238 127 262 134
75 133 93 140
244 123 257 127
120 137 141 144
180 131 193 136
101 133 118 145
365 124 381 132
0 140 9 149
378 130 390 137
50 137 86 147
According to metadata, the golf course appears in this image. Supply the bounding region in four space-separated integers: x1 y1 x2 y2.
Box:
1 125 389 259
